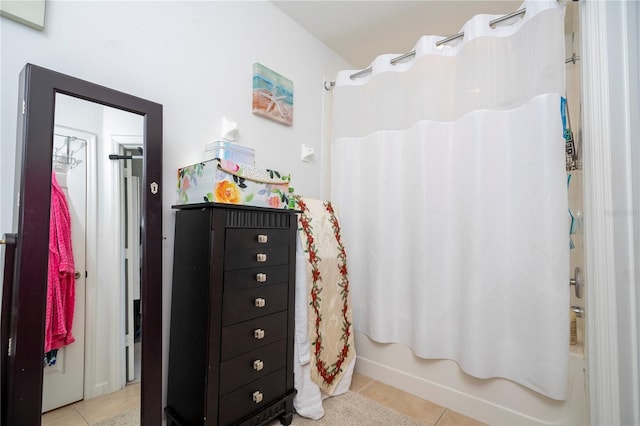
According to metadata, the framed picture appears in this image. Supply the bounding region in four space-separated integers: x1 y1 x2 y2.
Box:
0 0 45 30
252 63 293 126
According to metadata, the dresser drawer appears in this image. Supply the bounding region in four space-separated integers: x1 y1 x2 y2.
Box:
219 341 287 395
225 229 289 250
224 245 289 271
221 311 288 361
223 265 289 291
222 283 288 326
219 369 286 426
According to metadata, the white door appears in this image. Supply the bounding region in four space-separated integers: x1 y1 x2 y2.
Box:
42 134 87 412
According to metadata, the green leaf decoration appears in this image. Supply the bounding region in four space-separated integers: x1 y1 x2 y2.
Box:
206 192 214 202
244 193 254 202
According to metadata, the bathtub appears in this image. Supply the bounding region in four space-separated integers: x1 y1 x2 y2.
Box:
354 331 588 425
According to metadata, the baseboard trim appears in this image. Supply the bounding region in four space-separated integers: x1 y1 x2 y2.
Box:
354 353 585 426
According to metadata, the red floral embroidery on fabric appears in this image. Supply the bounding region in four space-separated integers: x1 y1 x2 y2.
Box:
295 196 352 385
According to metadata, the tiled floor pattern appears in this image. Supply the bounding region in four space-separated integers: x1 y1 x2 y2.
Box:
350 374 486 426
42 374 486 425
41 382 140 426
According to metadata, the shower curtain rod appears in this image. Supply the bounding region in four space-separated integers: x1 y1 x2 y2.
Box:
323 6 580 91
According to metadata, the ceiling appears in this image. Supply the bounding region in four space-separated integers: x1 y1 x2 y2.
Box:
271 1 523 69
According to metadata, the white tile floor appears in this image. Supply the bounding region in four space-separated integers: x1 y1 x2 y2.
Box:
42 373 486 426
41 382 140 425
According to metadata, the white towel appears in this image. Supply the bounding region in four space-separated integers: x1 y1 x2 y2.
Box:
293 234 324 419
295 235 311 366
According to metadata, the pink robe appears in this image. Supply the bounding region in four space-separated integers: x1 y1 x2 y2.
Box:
45 172 75 352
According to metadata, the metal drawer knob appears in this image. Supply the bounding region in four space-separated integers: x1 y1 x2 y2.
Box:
256 273 267 282
256 253 267 262
255 298 266 308
254 328 265 339
257 234 268 243
253 359 264 371
252 391 263 403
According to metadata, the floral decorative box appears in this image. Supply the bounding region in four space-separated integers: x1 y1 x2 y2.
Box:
177 159 291 208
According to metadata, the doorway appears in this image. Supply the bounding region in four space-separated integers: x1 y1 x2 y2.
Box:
117 141 144 384
41 94 145 413
42 127 95 413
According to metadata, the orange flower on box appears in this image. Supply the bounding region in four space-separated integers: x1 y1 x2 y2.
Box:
268 195 281 208
215 180 241 204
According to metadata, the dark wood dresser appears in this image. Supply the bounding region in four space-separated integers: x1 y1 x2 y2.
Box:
166 203 297 426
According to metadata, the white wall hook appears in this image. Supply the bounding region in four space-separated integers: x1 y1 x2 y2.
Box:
301 144 314 162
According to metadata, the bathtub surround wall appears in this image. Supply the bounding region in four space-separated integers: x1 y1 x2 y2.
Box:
1 0 349 411
565 5 584 342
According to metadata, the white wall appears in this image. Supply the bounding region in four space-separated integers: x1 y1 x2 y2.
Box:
0 0 350 408
635 6 640 420
1 0 350 232
605 2 640 424
581 1 640 424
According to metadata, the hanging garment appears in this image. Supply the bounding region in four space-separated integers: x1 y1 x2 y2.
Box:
331 1 569 400
295 197 356 396
45 172 75 353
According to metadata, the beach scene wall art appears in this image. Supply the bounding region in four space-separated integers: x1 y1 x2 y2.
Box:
252 62 293 126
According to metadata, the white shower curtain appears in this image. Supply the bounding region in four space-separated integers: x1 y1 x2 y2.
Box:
330 1 569 400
